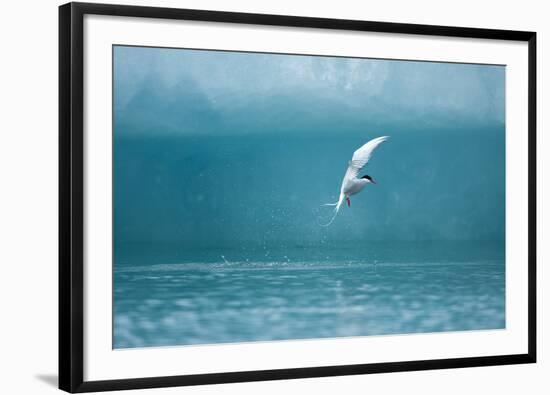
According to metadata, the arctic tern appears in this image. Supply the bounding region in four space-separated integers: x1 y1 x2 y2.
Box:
321 136 389 226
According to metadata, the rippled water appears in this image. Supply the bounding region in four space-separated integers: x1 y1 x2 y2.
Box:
114 242 504 348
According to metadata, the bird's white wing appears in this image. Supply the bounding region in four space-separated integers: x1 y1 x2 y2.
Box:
343 136 389 181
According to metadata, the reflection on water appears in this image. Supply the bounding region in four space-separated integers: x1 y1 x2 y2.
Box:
114 242 504 348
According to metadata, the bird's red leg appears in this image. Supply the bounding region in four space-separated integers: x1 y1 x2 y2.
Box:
346 197 351 207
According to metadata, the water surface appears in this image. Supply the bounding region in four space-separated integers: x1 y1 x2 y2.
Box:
114 242 504 348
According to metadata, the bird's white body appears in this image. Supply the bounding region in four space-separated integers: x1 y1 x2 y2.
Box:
321 136 389 226
342 177 370 196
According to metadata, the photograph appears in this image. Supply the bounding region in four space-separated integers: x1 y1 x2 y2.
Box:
0 0 543 393
113 45 506 349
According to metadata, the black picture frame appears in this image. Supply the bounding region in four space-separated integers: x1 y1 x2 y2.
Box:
59 2 537 393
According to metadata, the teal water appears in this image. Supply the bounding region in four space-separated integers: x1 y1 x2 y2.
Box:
113 46 505 348
114 242 504 348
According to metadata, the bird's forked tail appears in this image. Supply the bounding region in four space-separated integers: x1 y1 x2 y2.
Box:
320 193 345 227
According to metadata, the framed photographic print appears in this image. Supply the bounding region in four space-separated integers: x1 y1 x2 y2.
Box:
59 2 536 393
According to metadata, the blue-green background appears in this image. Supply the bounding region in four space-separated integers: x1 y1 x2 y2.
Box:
113 46 505 348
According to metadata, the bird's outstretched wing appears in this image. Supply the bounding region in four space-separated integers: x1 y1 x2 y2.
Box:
343 136 389 181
